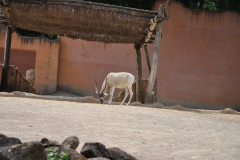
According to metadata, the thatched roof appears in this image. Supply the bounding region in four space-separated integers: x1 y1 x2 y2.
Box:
1 0 158 45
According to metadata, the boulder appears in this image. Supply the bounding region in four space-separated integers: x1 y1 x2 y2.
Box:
0 133 7 139
80 142 109 159
107 147 137 160
0 136 22 148
61 136 79 150
46 146 86 160
88 158 110 160
26 69 35 86
40 137 60 148
0 141 46 160
220 108 239 114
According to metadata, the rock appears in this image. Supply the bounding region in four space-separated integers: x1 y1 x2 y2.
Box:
0 141 46 160
0 154 9 160
26 69 35 86
80 142 109 159
40 138 60 148
0 133 7 139
88 158 110 160
107 147 137 160
61 136 79 150
221 108 239 114
0 136 22 148
46 146 87 160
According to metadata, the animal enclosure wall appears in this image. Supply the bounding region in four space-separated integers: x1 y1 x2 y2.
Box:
0 31 59 94
58 1 240 110
0 1 239 110
0 48 36 75
58 37 145 97
153 0 240 110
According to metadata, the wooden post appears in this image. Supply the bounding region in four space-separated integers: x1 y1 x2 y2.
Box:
1 25 12 91
144 45 151 74
135 44 142 103
144 5 165 104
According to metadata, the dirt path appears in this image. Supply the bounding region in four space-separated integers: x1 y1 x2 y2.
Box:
0 96 240 160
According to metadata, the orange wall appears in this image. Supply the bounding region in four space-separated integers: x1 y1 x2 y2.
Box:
58 1 240 110
58 37 148 97
153 0 240 110
0 31 59 94
0 48 36 75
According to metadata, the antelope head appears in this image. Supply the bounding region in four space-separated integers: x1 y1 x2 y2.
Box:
95 78 108 104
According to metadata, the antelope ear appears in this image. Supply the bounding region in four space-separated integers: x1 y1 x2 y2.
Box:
103 93 108 96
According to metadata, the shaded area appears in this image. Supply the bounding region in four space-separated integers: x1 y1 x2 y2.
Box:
0 64 38 94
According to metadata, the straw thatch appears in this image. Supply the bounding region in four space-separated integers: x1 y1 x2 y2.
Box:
3 0 158 44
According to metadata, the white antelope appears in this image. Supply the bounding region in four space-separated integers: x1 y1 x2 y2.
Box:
95 72 134 106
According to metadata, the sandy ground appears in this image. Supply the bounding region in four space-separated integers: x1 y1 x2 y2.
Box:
0 90 240 160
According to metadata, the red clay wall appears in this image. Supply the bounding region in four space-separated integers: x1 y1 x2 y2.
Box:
0 31 59 94
58 1 240 110
58 38 143 96
0 48 36 75
153 0 240 110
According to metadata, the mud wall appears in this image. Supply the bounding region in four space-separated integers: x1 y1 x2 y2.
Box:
0 48 36 75
0 31 59 94
58 1 240 110
58 37 145 97
153 0 240 110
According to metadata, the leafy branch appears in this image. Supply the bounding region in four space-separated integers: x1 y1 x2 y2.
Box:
46 148 70 160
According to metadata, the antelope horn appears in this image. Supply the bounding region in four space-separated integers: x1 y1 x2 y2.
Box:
95 78 100 93
100 78 107 94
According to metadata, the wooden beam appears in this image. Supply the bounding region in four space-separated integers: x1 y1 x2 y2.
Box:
144 45 151 74
144 5 165 104
1 25 12 91
135 44 142 103
141 16 159 47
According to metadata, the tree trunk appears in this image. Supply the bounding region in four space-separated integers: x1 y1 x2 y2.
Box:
144 45 151 74
135 44 142 103
144 5 165 104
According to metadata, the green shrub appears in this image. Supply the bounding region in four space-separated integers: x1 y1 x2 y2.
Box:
46 148 70 160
